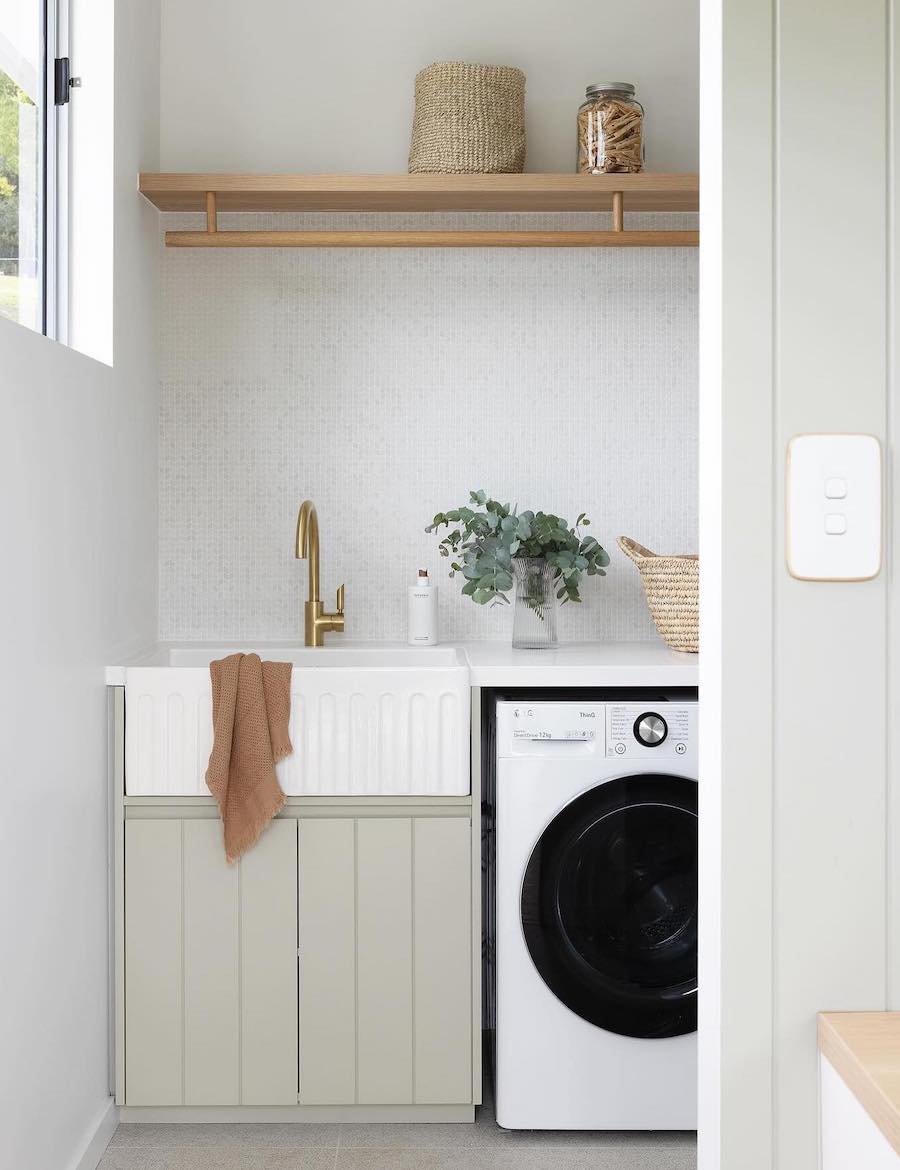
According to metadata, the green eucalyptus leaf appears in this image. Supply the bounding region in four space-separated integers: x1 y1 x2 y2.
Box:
426 492 609 610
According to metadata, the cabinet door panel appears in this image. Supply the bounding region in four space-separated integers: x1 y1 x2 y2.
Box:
125 820 183 1105
414 817 472 1103
241 818 298 1105
357 818 413 1103
183 820 240 1105
298 818 356 1104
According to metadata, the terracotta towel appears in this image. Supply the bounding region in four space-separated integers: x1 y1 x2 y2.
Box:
205 653 292 863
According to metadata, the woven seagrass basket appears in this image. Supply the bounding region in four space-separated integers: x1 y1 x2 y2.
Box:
408 61 526 174
619 536 699 653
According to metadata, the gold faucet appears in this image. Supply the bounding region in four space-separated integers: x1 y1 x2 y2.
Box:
295 500 345 647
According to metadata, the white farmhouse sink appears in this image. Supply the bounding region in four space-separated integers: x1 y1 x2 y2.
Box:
166 645 464 669
122 643 470 798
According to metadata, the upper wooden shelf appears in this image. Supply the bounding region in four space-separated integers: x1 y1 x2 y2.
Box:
138 172 699 215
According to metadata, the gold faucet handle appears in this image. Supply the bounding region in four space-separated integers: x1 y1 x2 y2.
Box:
336 584 345 615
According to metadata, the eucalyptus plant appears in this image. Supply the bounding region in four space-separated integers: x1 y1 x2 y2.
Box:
426 490 609 606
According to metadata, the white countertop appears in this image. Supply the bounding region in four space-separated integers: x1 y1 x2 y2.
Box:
107 641 698 688
462 641 698 687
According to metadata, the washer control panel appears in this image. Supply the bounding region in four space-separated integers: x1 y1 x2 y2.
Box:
497 702 606 755
606 703 694 760
496 700 697 762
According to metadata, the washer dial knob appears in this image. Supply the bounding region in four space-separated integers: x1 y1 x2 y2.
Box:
634 712 668 747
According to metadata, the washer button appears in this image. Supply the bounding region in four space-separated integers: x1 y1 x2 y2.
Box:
675 742 687 755
614 742 626 755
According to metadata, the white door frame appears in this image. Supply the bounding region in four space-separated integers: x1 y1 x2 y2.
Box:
698 0 775 1166
700 1 893 1168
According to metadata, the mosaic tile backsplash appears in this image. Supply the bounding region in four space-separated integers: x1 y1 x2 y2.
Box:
159 212 698 643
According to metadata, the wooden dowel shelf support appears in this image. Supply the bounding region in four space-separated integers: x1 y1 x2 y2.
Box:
165 186 698 248
612 191 624 232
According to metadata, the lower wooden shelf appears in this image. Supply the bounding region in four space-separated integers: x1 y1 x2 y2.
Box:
150 179 699 248
166 227 698 249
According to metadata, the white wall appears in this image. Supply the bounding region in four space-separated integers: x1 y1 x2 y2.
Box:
0 2 160 1167
159 0 698 174
156 0 699 643
158 209 697 643
705 0 892 1168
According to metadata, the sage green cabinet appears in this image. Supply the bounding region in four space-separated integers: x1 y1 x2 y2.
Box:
298 815 472 1107
124 819 184 1105
123 810 472 1110
124 818 298 1106
298 817 356 1104
412 817 473 1104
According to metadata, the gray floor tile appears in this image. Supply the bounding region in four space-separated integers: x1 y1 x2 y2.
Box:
109 1122 340 1149
103 1092 696 1170
339 1117 691 1151
99 1154 179 1170
337 1122 501 1150
240 1157 339 1170
100 1151 337 1170
335 1150 695 1170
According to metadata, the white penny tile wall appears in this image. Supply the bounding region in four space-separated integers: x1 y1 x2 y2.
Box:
159 212 698 643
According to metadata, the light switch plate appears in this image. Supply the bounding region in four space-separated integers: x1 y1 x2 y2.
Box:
786 433 882 581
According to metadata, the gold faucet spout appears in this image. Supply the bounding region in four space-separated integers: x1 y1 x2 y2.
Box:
295 500 321 603
295 500 345 647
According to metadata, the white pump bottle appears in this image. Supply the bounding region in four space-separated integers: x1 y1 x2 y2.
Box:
407 569 438 646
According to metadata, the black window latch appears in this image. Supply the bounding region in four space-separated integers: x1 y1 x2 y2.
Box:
54 58 81 105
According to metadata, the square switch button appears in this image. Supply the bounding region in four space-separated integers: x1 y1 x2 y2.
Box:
825 477 847 499
824 513 847 535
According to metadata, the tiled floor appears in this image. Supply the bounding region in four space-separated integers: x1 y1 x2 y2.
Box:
100 1087 696 1170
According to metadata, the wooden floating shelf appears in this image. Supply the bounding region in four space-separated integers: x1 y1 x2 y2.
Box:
138 172 699 214
138 172 699 248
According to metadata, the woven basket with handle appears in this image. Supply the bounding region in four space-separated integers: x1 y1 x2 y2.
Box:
408 61 526 174
619 536 699 653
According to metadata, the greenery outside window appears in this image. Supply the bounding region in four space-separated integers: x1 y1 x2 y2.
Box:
0 0 65 338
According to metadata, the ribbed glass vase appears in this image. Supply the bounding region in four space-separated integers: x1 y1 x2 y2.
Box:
511 558 558 649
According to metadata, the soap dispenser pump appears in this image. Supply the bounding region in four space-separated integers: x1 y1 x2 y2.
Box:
408 569 438 646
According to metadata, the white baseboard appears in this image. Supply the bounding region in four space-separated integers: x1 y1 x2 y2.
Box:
70 1099 118 1170
118 1103 475 1124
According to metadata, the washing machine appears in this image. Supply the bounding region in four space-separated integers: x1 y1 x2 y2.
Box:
494 697 698 1130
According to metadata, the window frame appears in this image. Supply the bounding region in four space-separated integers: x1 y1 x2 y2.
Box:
1 0 68 340
42 0 68 342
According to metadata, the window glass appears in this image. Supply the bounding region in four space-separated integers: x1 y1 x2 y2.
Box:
0 0 43 333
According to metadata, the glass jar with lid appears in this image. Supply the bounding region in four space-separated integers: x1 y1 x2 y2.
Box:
577 82 644 174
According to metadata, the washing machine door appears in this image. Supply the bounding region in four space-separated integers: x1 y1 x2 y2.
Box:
521 773 697 1039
